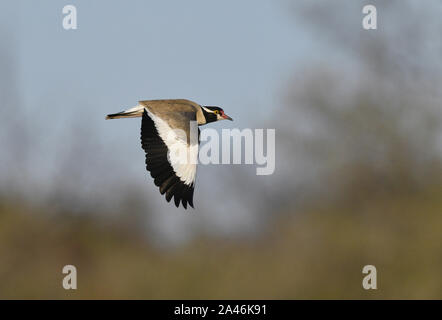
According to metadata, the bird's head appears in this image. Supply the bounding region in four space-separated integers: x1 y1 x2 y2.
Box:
201 106 233 124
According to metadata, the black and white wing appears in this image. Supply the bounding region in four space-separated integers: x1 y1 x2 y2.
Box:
140 109 199 208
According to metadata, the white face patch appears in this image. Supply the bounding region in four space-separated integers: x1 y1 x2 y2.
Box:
202 106 227 122
201 106 215 114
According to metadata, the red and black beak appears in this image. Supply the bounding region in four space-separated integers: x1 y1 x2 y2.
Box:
221 111 233 121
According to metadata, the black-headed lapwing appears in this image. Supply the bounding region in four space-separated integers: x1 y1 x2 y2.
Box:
106 99 233 209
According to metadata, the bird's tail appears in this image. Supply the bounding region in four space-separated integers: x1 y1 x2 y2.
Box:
105 105 144 120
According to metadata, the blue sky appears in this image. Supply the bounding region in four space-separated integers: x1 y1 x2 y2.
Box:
3 1 441 244
0 0 323 244
11 0 313 120
4 0 317 179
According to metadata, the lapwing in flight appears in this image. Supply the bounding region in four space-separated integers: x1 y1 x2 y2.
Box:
106 99 233 209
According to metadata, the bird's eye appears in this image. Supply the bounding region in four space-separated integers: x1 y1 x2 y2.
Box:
214 110 219 114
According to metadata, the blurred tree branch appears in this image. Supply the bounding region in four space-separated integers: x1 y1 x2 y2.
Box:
278 0 442 205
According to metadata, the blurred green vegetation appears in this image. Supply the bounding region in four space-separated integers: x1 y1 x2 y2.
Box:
1 184 441 299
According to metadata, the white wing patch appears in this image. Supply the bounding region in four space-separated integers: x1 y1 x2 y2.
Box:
145 108 198 186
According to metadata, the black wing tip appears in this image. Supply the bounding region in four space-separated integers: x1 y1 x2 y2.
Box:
141 108 196 209
161 180 195 209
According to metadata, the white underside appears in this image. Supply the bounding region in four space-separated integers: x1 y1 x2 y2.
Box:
124 105 145 113
144 107 198 186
